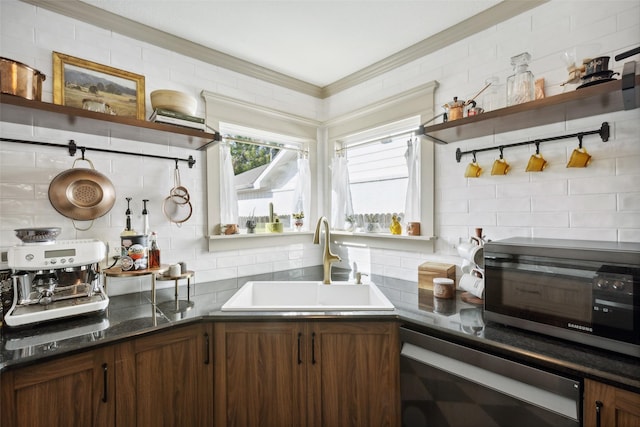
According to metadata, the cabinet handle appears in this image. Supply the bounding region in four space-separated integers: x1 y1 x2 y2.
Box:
311 332 316 365
297 332 303 365
204 332 210 365
595 400 603 427
102 363 108 403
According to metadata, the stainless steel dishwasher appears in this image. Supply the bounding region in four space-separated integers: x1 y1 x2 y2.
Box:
400 327 582 427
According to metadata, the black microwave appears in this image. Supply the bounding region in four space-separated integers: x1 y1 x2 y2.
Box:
484 237 640 358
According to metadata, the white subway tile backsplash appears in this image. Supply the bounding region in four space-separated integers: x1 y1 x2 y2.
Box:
571 212 640 229
532 194 617 212
0 0 637 289
569 174 639 195
498 212 569 228
619 193 640 211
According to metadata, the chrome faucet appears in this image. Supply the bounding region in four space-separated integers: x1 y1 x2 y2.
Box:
313 216 341 284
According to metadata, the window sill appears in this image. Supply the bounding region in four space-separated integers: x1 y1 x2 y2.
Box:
331 231 435 251
208 231 314 251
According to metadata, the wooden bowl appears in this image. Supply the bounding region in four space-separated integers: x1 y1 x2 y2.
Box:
150 90 197 116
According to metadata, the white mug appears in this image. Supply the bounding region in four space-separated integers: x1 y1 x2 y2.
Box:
460 273 485 299
457 242 484 266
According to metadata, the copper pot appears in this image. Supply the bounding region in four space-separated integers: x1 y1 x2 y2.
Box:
0 57 46 101
48 157 116 222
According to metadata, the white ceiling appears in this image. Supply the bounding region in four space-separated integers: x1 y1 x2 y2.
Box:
78 0 502 87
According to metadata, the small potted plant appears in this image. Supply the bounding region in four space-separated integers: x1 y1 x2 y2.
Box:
245 209 257 234
345 214 356 232
292 212 304 230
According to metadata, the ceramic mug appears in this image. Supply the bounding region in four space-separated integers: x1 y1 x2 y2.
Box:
491 158 510 175
464 162 483 178
457 242 483 266
526 153 548 172
567 147 592 168
407 222 421 236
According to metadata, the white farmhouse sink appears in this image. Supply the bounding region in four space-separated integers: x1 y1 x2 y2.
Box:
221 281 395 311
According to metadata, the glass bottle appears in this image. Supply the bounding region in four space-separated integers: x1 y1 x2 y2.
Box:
507 52 535 106
121 197 137 237
148 231 161 268
482 76 505 112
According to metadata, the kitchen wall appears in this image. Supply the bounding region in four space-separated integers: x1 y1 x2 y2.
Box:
1 0 638 302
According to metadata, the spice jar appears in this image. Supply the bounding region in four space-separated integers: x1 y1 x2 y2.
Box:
433 277 455 299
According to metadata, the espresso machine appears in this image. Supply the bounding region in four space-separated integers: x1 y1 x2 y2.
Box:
4 239 109 327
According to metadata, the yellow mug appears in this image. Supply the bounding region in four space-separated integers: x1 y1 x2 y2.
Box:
567 147 592 168
526 153 548 172
464 162 483 178
491 158 510 175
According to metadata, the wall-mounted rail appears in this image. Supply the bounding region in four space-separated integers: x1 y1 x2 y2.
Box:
455 122 609 162
0 138 196 168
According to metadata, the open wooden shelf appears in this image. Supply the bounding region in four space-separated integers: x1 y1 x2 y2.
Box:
0 94 217 150
423 74 640 144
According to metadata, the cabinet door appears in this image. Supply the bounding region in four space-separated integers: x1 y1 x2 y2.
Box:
214 321 306 427
584 379 640 427
308 321 401 427
0 346 115 427
115 323 213 427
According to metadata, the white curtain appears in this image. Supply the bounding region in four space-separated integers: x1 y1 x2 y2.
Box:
404 137 420 223
292 155 311 230
220 142 238 225
331 155 354 229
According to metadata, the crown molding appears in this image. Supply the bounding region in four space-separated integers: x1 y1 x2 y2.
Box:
21 0 548 99
323 0 549 97
21 0 324 98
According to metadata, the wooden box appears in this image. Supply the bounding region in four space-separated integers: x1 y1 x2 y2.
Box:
418 262 456 290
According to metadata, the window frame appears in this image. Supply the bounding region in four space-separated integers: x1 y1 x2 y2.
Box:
202 91 320 251
324 81 438 249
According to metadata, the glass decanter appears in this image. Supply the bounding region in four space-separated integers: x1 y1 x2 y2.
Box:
507 52 535 106
482 76 505 112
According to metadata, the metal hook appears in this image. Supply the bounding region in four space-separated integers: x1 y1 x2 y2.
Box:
472 151 477 163
175 158 179 169
535 141 541 155
498 146 504 159
68 140 77 157
80 146 86 160
577 133 584 149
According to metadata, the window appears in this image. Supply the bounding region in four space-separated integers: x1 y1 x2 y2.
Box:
203 91 319 247
325 80 437 243
219 123 309 232
335 116 421 232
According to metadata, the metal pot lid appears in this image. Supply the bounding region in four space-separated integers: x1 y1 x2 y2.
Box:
48 163 116 221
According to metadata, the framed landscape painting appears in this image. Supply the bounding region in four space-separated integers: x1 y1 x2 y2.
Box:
52 52 145 120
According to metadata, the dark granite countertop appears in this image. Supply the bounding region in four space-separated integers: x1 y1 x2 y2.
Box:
1 273 639 394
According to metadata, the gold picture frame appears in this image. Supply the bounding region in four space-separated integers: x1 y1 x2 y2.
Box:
53 52 145 120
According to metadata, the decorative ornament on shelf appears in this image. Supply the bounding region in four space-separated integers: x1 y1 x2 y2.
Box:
389 214 402 235
292 212 304 231
246 208 257 234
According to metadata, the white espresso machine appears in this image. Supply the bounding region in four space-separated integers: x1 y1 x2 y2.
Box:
5 239 109 327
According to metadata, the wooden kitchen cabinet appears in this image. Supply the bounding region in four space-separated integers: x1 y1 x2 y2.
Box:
0 346 116 427
584 379 640 427
214 320 400 427
115 322 214 427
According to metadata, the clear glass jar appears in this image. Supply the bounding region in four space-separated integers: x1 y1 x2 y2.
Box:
482 76 505 111
507 52 535 106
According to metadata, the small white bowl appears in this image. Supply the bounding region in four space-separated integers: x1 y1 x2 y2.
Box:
150 90 197 116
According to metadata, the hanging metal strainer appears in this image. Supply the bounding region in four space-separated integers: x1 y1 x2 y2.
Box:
163 161 192 226
170 162 190 205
